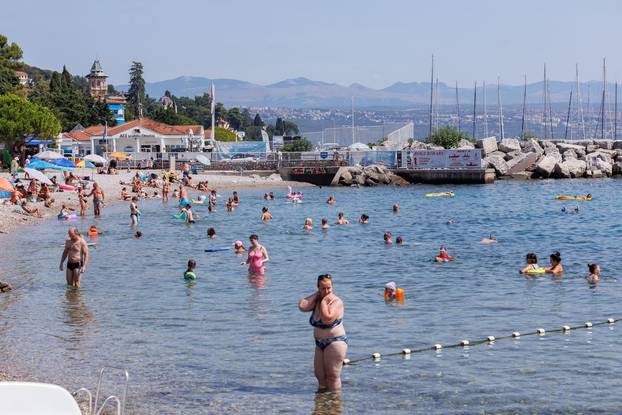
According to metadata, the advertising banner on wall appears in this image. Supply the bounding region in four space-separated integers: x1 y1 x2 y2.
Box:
406 149 482 169
446 149 482 169
411 150 447 168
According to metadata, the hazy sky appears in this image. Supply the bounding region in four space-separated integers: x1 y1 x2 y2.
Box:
3 0 621 88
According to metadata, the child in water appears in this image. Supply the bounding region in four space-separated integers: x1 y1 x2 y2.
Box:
384 232 393 244
396 236 404 245
184 259 197 281
435 245 454 262
233 240 246 254
384 281 405 302
519 252 540 274
586 263 600 283
321 218 329 230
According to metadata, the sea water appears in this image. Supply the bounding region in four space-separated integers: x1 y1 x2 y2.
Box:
1 179 621 414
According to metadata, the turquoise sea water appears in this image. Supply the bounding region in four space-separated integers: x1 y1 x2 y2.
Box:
1 179 621 414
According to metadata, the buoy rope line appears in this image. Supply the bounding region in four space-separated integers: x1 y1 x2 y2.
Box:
342 317 618 366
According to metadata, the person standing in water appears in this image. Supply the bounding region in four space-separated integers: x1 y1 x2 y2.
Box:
586 263 600 283
335 212 349 225
162 179 170 202
87 182 105 217
130 196 140 227
544 251 563 277
245 234 269 275
298 274 347 392
59 227 89 288
261 207 273 221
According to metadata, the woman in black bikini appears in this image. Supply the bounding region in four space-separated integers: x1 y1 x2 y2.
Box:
298 274 347 392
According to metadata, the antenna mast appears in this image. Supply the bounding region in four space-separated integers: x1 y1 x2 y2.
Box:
483 80 488 137
428 55 434 138
455 81 461 133
520 74 527 139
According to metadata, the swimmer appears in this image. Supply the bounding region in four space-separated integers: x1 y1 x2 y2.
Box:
573 206 580 214
261 206 273 221
304 217 313 231
207 227 217 239
435 245 454 262
480 234 498 244
87 225 100 238
446 219 454 225
244 234 269 275
184 259 197 281
544 251 563 277
335 212 349 225
172 189 179 198
135 231 142 239
396 236 404 245
392 203 400 213
232 191 240 205
185 205 195 224
298 274 347 392
384 231 393 244
326 195 336 205
130 196 141 227
57 203 74 219
321 218 329 230
226 198 235 212
586 263 600 283
384 281 405 302
561 207 567 213
359 214 369 224
233 240 246 254
519 252 540 274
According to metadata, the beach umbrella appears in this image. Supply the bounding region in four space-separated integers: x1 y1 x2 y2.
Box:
50 158 76 168
196 154 211 166
33 150 63 160
84 154 107 164
0 178 14 199
76 160 96 168
23 168 53 185
27 159 72 171
110 152 131 160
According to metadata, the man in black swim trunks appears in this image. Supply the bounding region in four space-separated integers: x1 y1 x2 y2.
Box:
59 227 89 288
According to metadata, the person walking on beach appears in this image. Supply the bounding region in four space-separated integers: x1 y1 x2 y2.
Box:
59 227 89 288
298 274 347 392
87 182 105 217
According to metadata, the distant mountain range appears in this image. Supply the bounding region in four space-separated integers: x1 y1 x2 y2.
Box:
117 76 614 109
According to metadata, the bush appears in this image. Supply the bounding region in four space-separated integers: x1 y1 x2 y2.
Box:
283 138 312 152
426 126 468 149
207 127 238 142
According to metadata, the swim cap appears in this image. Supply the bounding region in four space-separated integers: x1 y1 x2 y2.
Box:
234 240 243 247
385 282 397 291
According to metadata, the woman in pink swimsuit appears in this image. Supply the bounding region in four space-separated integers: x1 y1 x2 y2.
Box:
245 234 269 275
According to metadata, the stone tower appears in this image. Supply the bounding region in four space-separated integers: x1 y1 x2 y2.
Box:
86 60 108 100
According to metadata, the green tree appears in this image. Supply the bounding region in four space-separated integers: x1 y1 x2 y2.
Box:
0 94 60 149
253 113 264 127
283 138 312 152
282 120 299 135
426 126 467 149
214 102 227 124
127 61 145 119
60 66 72 91
241 108 252 128
0 34 23 95
244 125 264 141
90 98 115 126
209 126 237 142
226 107 244 130
151 107 196 125
274 117 284 135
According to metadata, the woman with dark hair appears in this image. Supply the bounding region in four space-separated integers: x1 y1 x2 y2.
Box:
586 263 600 283
545 251 563 276
245 234 269 275
298 274 347 392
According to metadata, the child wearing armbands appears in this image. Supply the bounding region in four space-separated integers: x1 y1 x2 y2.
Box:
384 281 405 303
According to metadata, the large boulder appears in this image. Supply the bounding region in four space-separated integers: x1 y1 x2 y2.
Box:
507 152 539 174
562 149 577 161
574 139 594 147
613 141 622 150
554 162 571 179
557 142 586 157
498 138 521 153
544 146 562 162
561 159 587 178
457 139 475 149
522 139 544 155
592 158 613 176
541 140 557 150
354 174 366 186
534 155 558 178
586 144 599 153
476 136 498 156
594 139 614 150
586 169 604 179
504 150 523 161
587 151 613 164
338 169 353 185
613 161 622 176
483 154 509 176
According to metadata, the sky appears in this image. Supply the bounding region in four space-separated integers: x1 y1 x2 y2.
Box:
2 0 622 88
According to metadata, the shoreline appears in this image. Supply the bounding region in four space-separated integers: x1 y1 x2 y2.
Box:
0 169 313 235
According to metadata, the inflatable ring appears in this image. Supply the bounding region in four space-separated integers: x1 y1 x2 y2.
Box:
524 268 546 275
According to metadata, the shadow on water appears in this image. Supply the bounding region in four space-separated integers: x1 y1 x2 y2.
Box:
63 288 95 348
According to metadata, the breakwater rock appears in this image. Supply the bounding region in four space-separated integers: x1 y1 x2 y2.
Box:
334 165 410 186
479 138 622 179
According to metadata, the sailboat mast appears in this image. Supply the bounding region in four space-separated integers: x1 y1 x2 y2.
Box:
565 90 573 139
434 78 439 131
615 81 618 140
455 81 461 133
543 64 548 139
601 58 606 139
472 81 477 139
521 74 527 139
576 64 587 140
428 55 434 137
351 96 355 144
497 77 504 139
483 80 488 137
546 67 554 139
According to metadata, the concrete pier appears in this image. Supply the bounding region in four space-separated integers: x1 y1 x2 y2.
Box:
395 168 495 184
